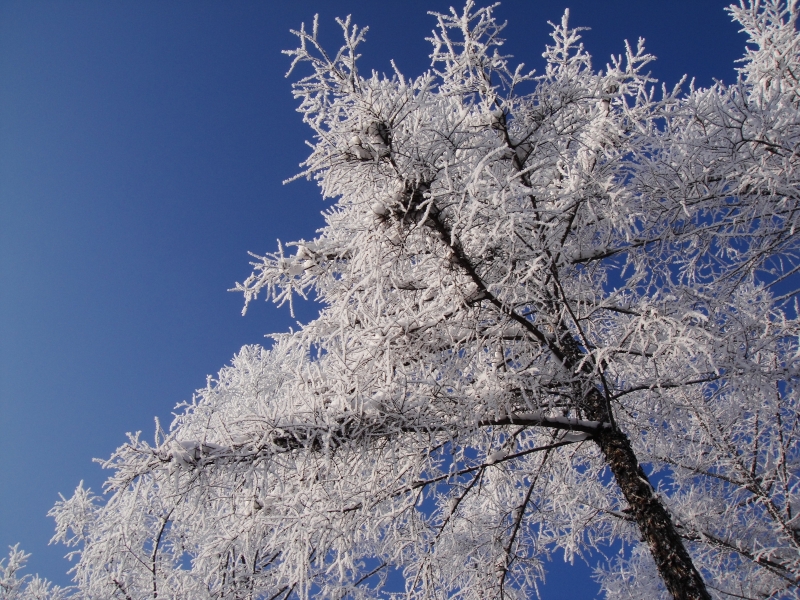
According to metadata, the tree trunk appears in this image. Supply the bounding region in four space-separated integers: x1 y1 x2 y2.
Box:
585 390 710 600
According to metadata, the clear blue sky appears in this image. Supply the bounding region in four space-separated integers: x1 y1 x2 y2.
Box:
0 1 744 595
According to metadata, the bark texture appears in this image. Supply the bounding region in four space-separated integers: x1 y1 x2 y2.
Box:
584 387 710 600
595 428 711 600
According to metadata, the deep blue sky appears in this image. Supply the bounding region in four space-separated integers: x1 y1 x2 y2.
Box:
0 1 745 595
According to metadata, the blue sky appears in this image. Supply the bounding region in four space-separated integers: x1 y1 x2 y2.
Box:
0 1 745 595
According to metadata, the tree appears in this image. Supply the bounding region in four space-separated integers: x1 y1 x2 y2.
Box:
44 1 800 598
0 546 67 600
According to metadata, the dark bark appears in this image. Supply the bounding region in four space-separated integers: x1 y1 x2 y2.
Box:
596 430 710 599
584 390 711 600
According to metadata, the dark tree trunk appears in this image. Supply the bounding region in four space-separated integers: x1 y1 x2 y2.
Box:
584 389 711 600
595 429 710 599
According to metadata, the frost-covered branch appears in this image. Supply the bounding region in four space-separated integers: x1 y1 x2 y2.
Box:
45 2 800 599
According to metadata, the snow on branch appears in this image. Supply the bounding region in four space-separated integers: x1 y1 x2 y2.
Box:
46 2 800 598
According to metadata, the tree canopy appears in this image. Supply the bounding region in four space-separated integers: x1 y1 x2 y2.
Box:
8 1 800 598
